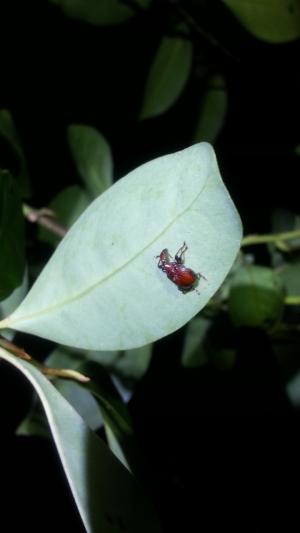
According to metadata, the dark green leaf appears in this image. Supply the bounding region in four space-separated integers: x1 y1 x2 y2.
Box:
78 361 132 433
181 316 211 367
140 36 193 119
223 0 300 43
49 0 151 26
229 265 285 328
0 171 25 300
0 109 30 197
279 262 300 296
193 75 227 144
68 126 113 198
79 360 148 478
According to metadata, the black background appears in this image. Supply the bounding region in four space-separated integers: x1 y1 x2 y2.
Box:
1 1 300 531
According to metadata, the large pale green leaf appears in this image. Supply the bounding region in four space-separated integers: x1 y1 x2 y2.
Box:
68 126 113 199
194 75 227 144
0 171 26 300
140 36 193 119
88 344 152 380
49 0 151 26
0 109 30 197
0 348 161 533
223 0 300 43
38 185 90 246
0 143 242 350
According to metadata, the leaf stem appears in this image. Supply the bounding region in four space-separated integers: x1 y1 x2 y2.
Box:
241 229 300 247
165 0 239 62
39 366 90 383
0 336 90 382
284 296 300 306
23 203 67 238
0 335 31 360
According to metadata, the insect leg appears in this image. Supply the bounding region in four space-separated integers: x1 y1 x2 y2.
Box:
175 242 188 264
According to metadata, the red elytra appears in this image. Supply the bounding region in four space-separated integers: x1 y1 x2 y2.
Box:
156 242 207 293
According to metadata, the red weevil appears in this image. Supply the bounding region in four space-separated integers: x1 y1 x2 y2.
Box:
156 242 207 293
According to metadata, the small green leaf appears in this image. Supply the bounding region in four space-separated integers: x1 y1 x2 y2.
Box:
193 75 227 144
88 344 152 380
279 262 300 296
77 360 136 471
38 185 90 246
229 265 285 328
68 125 113 199
0 171 26 300
223 0 300 43
114 345 152 379
0 109 30 197
83 365 148 479
140 36 193 119
77 360 131 432
0 348 162 532
181 316 211 367
49 0 151 26
105 424 129 469
295 144 300 156
0 143 242 350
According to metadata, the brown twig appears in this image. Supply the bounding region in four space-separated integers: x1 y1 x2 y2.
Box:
0 336 31 360
40 366 90 383
0 336 90 382
23 204 67 238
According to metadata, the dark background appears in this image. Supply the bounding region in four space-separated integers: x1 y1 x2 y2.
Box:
1 1 300 531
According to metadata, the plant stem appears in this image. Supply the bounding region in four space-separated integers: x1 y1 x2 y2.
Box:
0 336 90 382
284 296 300 306
241 229 300 247
23 204 67 238
0 336 31 360
166 0 239 62
39 366 90 383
